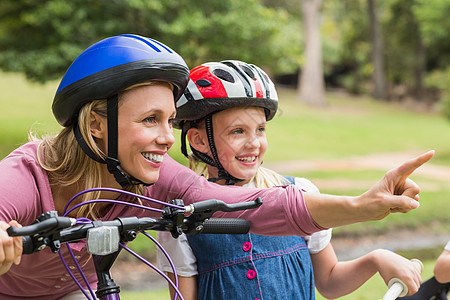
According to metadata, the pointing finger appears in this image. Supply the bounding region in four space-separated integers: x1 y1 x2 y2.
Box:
392 150 434 179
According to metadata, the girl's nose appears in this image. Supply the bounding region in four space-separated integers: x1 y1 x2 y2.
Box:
246 134 260 149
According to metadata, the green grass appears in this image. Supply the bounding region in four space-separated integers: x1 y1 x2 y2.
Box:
121 289 170 300
2 72 449 299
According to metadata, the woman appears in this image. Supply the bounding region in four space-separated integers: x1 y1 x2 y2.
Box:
0 34 432 299
157 60 422 299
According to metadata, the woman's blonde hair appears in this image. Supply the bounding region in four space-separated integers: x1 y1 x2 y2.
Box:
35 82 170 219
188 153 289 188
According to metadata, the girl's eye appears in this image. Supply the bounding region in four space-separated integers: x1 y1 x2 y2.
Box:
168 118 175 127
231 128 244 135
258 126 266 133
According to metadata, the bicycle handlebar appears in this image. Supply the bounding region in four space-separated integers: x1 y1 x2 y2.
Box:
7 198 262 255
381 259 424 300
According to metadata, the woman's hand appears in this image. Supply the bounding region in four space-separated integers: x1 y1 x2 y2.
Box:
354 150 435 221
0 220 23 276
305 150 435 228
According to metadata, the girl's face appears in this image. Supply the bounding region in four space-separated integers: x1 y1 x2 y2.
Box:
116 83 176 184
210 106 268 185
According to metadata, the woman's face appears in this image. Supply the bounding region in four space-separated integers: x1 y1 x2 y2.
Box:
116 83 176 184
209 106 268 185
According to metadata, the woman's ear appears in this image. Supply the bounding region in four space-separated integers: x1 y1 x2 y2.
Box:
186 127 209 153
90 111 106 139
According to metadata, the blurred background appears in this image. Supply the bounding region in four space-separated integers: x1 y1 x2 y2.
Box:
0 0 449 299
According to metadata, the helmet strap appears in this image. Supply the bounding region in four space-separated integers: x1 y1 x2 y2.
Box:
105 95 151 188
201 115 243 185
73 95 150 188
73 122 105 164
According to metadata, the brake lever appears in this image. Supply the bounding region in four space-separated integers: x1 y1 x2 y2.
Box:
183 198 263 235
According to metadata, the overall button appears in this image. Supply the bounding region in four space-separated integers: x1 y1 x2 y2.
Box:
246 269 256 280
242 242 252 252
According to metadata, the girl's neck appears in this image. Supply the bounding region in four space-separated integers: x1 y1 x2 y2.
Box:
207 166 250 186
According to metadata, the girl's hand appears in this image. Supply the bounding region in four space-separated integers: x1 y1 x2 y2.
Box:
374 250 422 296
0 220 23 275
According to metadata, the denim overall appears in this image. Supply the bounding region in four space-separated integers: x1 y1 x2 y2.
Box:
187 232 314 300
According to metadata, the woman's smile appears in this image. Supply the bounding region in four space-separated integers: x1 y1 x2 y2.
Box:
116 82 176 184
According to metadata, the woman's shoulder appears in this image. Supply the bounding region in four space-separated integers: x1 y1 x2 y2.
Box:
2 141 41 165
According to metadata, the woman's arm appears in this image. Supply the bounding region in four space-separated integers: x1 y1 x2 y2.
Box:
154 151 434 236
434 246 450 283
305 150 434 229
311 245 422 298
0 221 22 276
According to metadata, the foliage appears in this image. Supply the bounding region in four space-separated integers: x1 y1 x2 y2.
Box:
0 0 300 82
413 0 450 68
425 67 450 120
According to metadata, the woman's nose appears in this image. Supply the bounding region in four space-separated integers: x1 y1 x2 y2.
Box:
156 124 175 147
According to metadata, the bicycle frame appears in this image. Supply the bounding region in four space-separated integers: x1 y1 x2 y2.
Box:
8 187 262 300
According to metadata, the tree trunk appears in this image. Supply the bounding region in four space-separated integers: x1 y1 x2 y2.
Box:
414 35 426 102
368 0 388 100
298 0 327 106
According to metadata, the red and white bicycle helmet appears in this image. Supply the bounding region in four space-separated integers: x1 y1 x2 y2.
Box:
175 60 278 185
175 60 278 128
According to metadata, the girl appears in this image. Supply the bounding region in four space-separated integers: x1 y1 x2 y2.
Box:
158 60 423 299
0 35 431 299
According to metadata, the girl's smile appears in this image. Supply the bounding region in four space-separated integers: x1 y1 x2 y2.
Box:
209 106 268 185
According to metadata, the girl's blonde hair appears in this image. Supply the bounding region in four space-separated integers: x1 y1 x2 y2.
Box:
188 153 289 188
34 82 170 219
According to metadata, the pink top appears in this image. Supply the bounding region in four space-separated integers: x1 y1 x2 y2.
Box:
0 142 322 299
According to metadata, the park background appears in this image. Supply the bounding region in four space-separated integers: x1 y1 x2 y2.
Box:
1 1 450 299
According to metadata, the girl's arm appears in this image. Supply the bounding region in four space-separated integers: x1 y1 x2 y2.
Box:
311 245 422 299
166 273 198 300
434 247 450 283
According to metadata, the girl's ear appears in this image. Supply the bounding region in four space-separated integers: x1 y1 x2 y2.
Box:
186 127 209 153
90 111 106 139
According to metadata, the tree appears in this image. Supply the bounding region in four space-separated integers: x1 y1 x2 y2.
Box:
298 0 327 106
367 0 388 100
0 0 296 83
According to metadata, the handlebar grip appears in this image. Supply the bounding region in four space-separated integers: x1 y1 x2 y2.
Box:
7 217 73 237
200 218 250 234
384 258 424 299
188 198 262 213
22 236 36 255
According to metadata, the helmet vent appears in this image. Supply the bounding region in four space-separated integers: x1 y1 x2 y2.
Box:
241 65 255 80
196 79 212 87
212 69 235 83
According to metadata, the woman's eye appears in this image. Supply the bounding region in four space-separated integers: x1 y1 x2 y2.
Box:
143 116 157 124
258 127 266 133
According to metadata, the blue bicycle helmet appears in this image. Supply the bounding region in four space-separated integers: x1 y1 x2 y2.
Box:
52 34 189 187
53 34 189 126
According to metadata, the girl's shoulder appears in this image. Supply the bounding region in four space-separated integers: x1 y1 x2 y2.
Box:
290 176 320 194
